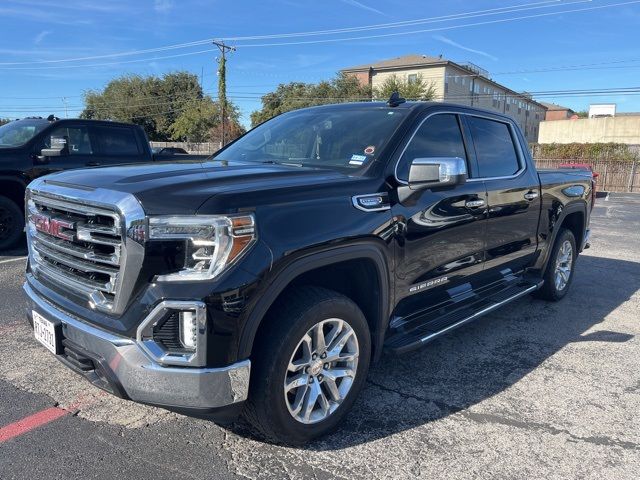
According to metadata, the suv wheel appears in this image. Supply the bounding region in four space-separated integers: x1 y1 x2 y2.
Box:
535 228 577 301
243 286 371 445
0 196 24 250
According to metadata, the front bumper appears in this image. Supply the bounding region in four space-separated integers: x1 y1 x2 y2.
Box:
24 281 251 411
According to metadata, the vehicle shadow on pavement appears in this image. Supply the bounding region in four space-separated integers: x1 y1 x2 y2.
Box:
227 254 639 449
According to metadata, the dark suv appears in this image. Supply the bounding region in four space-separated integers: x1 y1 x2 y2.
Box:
23 101 593 444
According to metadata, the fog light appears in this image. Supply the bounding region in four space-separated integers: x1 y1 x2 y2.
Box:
179 311 198 350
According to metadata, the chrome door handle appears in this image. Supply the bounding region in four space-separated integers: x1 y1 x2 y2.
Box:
524 191 539 201
465 199 486 209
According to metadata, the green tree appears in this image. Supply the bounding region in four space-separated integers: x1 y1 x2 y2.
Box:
373 74 436 101
575 110 589 118
169 98 245 143
250 73 372 126
81 72 204 141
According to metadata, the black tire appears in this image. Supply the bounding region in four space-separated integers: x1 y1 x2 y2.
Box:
0 196 24 251
534 228 577 301
243 286 371 445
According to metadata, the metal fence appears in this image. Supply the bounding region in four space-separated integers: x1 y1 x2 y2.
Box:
150 141 220 154
533 158 639 193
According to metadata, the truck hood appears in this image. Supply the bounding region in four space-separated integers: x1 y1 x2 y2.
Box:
35 160 361 214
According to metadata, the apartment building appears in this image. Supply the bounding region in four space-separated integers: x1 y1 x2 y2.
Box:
341 54 547 142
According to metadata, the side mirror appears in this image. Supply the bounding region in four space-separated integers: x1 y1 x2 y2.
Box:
408 157 467 190
40 148 65 157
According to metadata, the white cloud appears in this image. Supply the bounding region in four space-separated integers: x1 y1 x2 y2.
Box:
33 30 51 45
433 34 498 61
339 0 385 16
154 0 174 13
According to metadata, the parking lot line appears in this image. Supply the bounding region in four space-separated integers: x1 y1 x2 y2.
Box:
0 406 68 443
0 256 27 265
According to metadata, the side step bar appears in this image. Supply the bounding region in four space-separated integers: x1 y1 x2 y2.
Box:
385 280 542 354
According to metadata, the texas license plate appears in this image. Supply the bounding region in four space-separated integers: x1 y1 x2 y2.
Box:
33 310 59 354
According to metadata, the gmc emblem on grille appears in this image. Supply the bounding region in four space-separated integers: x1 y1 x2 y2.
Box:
32 213 75 241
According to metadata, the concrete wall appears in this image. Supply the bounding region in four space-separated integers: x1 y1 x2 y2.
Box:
538 116 640 144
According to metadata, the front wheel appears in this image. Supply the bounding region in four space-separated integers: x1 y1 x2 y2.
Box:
243 286 371 445
535 228 577 301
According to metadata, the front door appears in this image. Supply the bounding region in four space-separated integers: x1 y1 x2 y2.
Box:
32 124 97 177
392 112 488 319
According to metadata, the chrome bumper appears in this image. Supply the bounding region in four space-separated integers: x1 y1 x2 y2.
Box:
24 282 250 410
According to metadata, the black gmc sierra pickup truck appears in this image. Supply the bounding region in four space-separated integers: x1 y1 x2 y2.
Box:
23 99 593 444
0 116 205 249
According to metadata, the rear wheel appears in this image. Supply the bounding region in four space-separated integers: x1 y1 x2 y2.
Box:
535 228 577 301
243 286 371 445
0 196 24 250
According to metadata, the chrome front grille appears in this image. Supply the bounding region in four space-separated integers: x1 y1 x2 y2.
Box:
26 180 146 315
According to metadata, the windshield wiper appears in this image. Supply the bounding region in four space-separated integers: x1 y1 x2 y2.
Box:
261 160 303 167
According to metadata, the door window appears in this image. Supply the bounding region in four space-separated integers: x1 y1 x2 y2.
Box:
44 126 93 155
398 114 467 180
94 126 140 155
467 117 520 178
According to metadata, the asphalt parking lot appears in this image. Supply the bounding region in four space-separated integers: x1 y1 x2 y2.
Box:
0 193 638 479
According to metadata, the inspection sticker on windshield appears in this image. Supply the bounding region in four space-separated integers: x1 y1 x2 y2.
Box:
364 145 375 155
350 154 367 165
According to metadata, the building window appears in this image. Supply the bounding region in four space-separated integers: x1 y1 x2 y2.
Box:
408 73 418 84
462 78 466 86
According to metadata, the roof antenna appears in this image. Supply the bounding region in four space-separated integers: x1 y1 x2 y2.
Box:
387 91 406 107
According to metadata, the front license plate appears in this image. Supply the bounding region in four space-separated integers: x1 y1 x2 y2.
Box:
33 310 60 355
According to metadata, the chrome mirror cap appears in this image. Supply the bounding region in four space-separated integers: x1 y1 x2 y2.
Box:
408 157 467 190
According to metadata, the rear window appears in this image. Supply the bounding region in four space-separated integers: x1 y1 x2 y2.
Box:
95 126 140 155
467 117 520 178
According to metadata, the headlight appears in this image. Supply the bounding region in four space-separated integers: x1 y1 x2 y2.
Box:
148 214 256 281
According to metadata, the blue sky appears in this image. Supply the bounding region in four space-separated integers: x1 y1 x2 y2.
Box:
1 0 639 126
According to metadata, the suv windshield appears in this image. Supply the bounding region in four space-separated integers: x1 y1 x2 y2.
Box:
0 119 49 148
214 107 407 171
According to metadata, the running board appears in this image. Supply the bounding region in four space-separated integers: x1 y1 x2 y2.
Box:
385 280 542 354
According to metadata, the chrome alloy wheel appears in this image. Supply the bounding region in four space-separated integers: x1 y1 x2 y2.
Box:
284 318 359 424
554 240 573 291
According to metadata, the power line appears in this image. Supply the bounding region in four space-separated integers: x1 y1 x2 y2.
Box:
0 0 571 66
1 0 633 70
237 0 640 48
5 86 640 115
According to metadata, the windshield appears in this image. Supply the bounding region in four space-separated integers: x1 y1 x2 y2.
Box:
0 119 49 148
214 107 407 171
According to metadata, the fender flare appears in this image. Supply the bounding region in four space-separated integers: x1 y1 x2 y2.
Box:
538 200 587 272
237 241 391 362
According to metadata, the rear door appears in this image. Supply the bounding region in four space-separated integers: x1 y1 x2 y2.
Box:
90 124 145 166
392 111 488 318
464 114 541 277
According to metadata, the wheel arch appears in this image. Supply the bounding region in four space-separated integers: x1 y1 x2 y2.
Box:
538 200 587 272
0 176 28 211
237 241 392 363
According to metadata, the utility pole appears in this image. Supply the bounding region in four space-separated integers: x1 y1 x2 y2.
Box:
61 97 69 118
213 40 235 147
